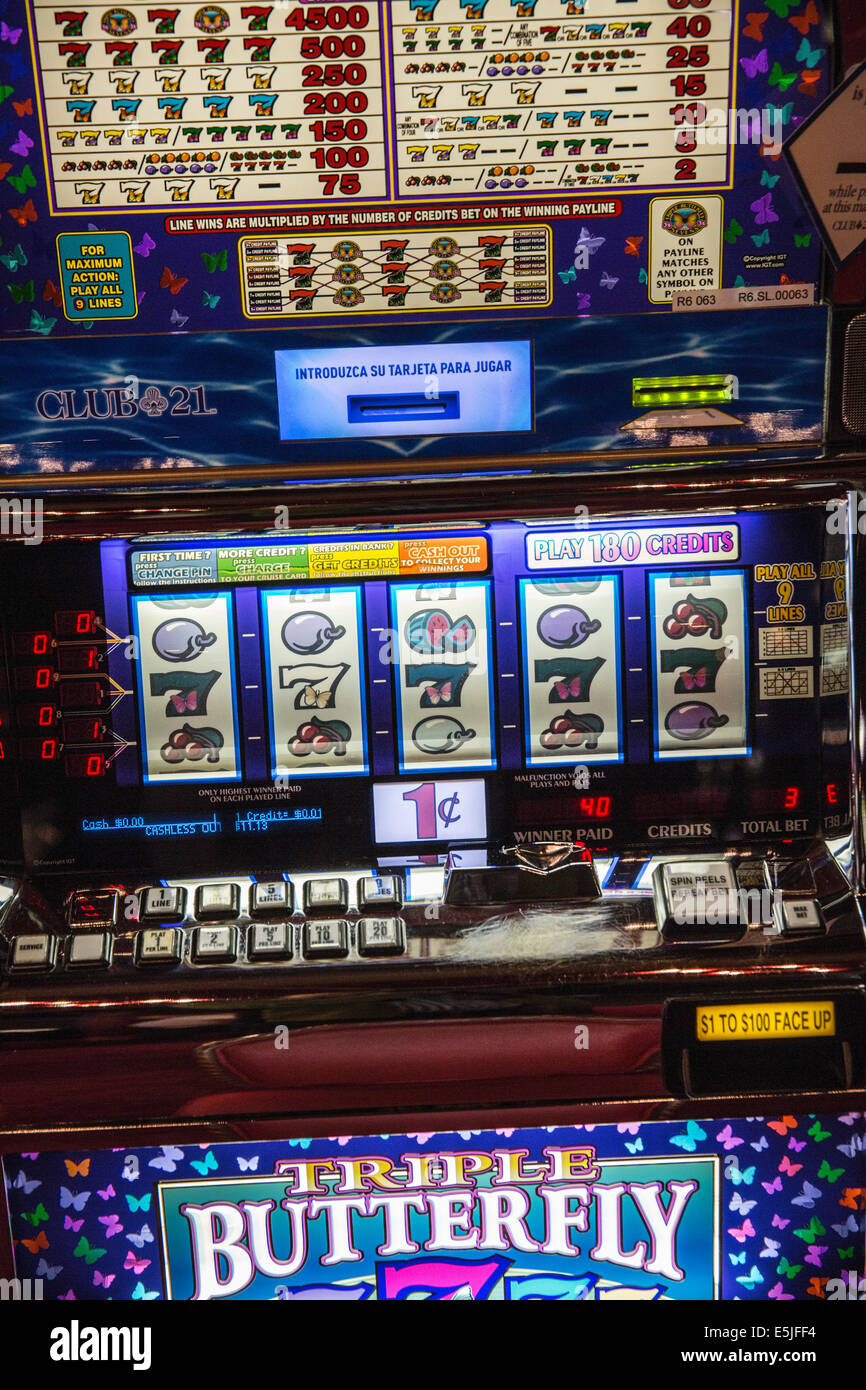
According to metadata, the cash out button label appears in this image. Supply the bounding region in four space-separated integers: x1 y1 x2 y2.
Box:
696 1001 835 1042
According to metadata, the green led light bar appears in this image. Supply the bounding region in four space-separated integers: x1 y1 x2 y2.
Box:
632 373 736 408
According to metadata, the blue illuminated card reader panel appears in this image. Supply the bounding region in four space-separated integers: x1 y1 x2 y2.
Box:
274 341 532 441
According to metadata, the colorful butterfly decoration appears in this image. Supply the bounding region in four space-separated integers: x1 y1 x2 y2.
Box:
724 219 744 244
624 235 643 257
191 1150 218 1176
8 161 34 193
790 0 819 33
160 265 187 294
29 310 56 335
12 99 32 117
8 198 36 226
740 49 768 80
201 248 227 272
133 232 156 258
202 289 221 308
42 278 61 307
7 278 33 302
73 1236 106 1264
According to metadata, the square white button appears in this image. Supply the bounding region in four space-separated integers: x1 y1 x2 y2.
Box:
67 933 111 967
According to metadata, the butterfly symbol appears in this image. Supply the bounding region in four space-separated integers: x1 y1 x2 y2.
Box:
1 22 23 42
771 1213 790 1229
818 1160 843 1183
729 1191 756 1214
12 99 32 118
736 1265 763 1289
237 1156 260 1172
133 232 156 258
202 290 221 309
21 1230 49 1254
7 277 32 303
808 1119 830 1142
804 1244 828 1267
793 1213 826 1243
681 669 708 691
728 1250 747 1265
8 162 34 194
64 1216 84 1232
170 307 188 327
149 1145 183 1172
98 1184 116 1200
788 1135 807 1152
59 1187 90 1211
752 230 770 247
73 1236 106 1265
761 169 780 189
767 101 795 124
9 198 36 225
127 1223 154 1248
625 1137 644 1154
716 1124 744 1151
728 1217 755 1243
126 1193 152 1212
201 248 227 272
576 292 591 311
557 266 576 284
191 1150 218 1176
769 61 797 91
288 1137 311 1149
624 236 643 257
840 1188 866 1210
837 1134 863 1158
837 1246 854 1259
160 266 188 294
790 0 819 33
761 1175 782 1194
42 278 61 307
724 219 744 244
740 49 768 80
22 1202 49 1226
752 192 779 226
751 1135 769 1152
743 12 768 41
9 128 32 157
729 1164 756 1187
425 682 453 705
12 1171 40 1194
575 226 604 256
599 271 618 289
798 69 821 96
759 1237 780 1259
98 1213 123 1237
670 1120 706 1152
29 309 55 334
638 268 648 284
778 1155 803 1176
132 1281 159 1300
777 1255 803 1278
93 1269 116 1288
554 677 583 700
36 1259 63 1280
766 0 800 17
831 1214 859 1237
0 86 13 105
796 36 824 68
768 1282 794 1300
124 1251 151 1274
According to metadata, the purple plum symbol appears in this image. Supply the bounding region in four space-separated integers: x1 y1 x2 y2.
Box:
281 611 346 656
665 702 729 742
537 605 602 649
152 618 217 663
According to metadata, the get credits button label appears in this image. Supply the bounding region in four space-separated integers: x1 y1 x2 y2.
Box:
696 1000 835 1042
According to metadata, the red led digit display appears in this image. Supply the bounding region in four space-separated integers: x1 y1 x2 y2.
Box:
11 632 51 658
578 796 612 819
64 752 106 778
14 667 53 692
56 645 102 674
17 704 57 729
19 737 59 760
57 681 107 709
826 783 839 804
61 716 102 742
784 787 800 809
54 610 96 637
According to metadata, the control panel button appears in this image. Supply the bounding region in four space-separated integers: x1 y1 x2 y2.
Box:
191 925 238 963
358 917 405 957
653 860 741 943
66 932 112 968
250 881 294 916
65 889 120 930
304 878 349 915
303 920 349 959
136 928 182 965
140 886 186 921
358 876 402 911
248 922 293 961
773 898 823 935
195 883 240 921
9 934 56 972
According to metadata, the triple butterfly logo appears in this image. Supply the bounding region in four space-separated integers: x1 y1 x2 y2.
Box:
49 1321 152 1370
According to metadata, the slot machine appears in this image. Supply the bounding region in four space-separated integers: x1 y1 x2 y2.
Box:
0 0 864 1307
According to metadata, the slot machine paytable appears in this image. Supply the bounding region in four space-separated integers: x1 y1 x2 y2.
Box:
0 0 865 1310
